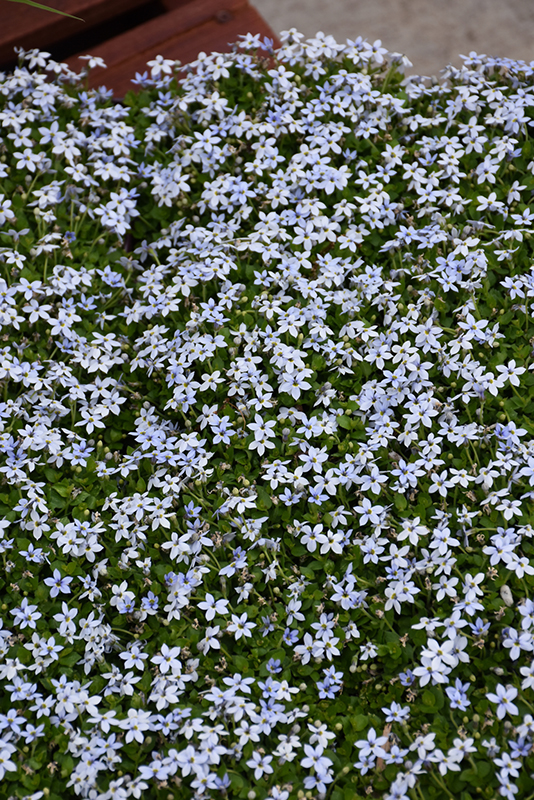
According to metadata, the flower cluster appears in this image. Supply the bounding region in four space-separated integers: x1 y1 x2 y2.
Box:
1 28 534 800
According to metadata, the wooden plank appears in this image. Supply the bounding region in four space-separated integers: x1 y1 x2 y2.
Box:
66 0 279 97
0 0 149 65
75 0 250 65
0 0 279 96
161 0 213 8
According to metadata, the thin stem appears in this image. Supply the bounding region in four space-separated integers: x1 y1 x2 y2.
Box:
360 606 396 634
429 770 456 800
112 627 134 636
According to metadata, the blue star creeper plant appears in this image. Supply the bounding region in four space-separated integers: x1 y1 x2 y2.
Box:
2 28 534 800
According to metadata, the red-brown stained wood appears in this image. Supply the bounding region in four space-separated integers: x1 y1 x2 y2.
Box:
1 0 279 97
66 0 280 96
84 0 249 64
0 0 148 64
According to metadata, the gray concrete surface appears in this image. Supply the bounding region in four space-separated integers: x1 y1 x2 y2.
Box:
249 0 534 77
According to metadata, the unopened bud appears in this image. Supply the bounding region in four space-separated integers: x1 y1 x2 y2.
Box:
500 585 513 607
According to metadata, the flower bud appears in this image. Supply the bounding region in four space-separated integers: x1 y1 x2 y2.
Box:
500 584 513 607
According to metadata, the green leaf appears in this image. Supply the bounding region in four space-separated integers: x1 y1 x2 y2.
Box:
6 0 84 19
393 493 407 511
478 760 491 778
386 641 401 659
49 490 66 509
422 690 436 707
231 774 245 790
351 714 369 731
59 755 74 778
233 655 250 672
123 91 138 107
60 650 81 667
256 485 272 509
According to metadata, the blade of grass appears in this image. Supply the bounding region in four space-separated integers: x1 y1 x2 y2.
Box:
5 0 84 21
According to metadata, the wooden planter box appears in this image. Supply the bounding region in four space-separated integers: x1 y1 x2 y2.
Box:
0 0 279 96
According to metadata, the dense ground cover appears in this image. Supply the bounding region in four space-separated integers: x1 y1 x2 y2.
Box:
1 29 534 800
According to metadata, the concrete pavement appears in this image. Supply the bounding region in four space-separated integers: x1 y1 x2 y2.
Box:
249 0 534 77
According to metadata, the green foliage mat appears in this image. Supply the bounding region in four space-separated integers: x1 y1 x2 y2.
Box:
1 31 534 800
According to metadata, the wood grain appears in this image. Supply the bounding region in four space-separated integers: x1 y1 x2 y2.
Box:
66 0 279 96
0 0 148 64
0 0 279 97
